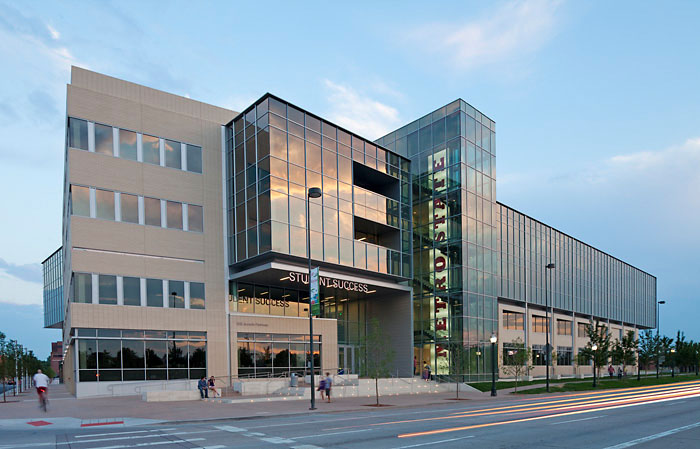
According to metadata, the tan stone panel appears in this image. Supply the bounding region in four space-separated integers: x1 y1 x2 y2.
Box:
71 67 141 103
143 260 205 282
69 150 145 194
72 248 147 276
72 217 146 254
70 303 211 331
141 104 202 145
142 164 204 205
140 86 202 119
200 103 237 124
143 226 205 260
67 85 142 132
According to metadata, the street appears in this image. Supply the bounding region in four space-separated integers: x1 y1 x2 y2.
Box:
1 380 699 448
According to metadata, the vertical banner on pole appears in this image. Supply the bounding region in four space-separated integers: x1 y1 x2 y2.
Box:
310 267 320 317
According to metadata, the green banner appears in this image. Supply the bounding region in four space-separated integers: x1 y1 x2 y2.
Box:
310 267 320 316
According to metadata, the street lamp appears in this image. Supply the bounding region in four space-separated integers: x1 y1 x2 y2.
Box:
656 300 665 379
490 334 498 397
670 348 676 378
545 263 555 392
306 186 322 411
592 344 598 388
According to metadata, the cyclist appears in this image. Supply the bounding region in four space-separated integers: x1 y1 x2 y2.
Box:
33 369 50 411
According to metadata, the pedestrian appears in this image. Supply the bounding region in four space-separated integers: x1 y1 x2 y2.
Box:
608 365 614 378
318 376 326 401
617 366 623 380
197 377 209 399
208 376 219 397
325 372 332 402
414 356 418 376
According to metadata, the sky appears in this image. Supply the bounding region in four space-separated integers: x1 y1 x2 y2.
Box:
1 0 698 359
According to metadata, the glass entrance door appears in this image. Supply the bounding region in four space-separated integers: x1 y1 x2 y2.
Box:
339 345 357 374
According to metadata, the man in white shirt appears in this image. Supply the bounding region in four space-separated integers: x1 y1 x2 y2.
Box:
33 369 50 405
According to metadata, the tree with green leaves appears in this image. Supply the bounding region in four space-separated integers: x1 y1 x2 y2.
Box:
658 336 674 375
499 338 531 392
618 330 638 375
638 330 658 380
359 318 395 406
579 321 611 380
448 342 468 399
0 332 7 402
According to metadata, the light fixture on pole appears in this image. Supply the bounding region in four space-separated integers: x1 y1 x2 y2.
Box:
670 348 676 378
545 262 555 392
490 333 498 397
656 300 665 379
306 186 321 411
592 344 598 387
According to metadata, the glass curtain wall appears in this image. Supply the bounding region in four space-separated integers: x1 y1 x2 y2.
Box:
377 100 497 381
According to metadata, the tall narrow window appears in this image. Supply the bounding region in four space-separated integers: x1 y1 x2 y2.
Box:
146 278 163 307
95 189 115 220
68 118 88 150
144 197 161 226
94 124 113 156
165 139 181 169
187 144 202 173
167 201 182 229
168 280 184 308
119 129 137 161
71 185 90 217
122 276 141 306
74 272 92 303
189 282 205 309
142 135 160 165
120 193 139 224
98 274 117 305
188 204 203 232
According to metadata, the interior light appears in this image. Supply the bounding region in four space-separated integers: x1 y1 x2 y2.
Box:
367 290 376 294
280 277 290 281
357 237 366 241
237 288 246 292
325 296 334 300
259 291 268 295
282 294 290 298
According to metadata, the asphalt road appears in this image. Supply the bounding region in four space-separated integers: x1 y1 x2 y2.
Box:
2 380 699 449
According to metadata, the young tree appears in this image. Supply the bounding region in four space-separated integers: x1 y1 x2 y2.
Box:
0 332 7 402
448 342 468 399
638 330 657 380
499 338 531 393
619 330 638 375
579 321 611 380
360 318 395 406
659 336 674 374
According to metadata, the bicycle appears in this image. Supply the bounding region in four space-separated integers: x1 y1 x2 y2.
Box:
37 387 48 412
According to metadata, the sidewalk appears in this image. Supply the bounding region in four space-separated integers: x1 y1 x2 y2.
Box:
0 383 488 429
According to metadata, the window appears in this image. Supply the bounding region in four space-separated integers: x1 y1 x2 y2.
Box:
74 273 92 303
165 139 181 169
68 117 88 150
71 185 90 217
189 282 205 309
532 316 549 333
503 311 524 330
532 344 548 366
502 343 525 365
168 280 185 308
557 346 572 366
187 144 202 173
95 189 115 220
123 276 141 306
119 129 137 161
557 319 572 335
577 323 588 338
167 201 182 229
142 134 160 165
188 205 203 232
94 124 113 155
98 275 117 305
120 193 139 224
146 278 163 307
144 197 161 227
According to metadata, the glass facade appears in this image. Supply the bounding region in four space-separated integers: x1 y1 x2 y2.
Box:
377 99 497 381
225 95 412 278
74 328 206 382
237 332 321 377
498 203 657 328
42 247 64 328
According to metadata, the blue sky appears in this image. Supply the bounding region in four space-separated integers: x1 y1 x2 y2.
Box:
1 0 699 359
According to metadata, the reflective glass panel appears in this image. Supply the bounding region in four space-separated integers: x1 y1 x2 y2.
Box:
188 204 203 232
146 278 163 307
95 189 115 220
123 276 141 306
120 193 138 224
98 274 117 305
144 197 161 226
119 129 137 161
165 139 181 169
69 117 88 150
187 144 202 173
142 135 160 165
71 185 90 217
190 282 205 309
167 201 182 229
94 123 113 155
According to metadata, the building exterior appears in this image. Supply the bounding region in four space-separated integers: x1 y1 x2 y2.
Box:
42 247 64 328
46 67 656 396
49 341 63 380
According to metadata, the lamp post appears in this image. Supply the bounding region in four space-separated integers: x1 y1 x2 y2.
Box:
670 348 676 378
545 263 555 393
490 334 498 397
306 187 322 411
592 344 598 388
656 300 665 378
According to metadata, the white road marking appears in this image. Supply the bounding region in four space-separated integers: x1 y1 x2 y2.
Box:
550 415 606 425
293 428 373 439
76 428 176 438
602 421 700 449
215 425 246 432
87 438 206 449
191 446 226 449
261 436 296 443
291 445 324 449
393 435 474 448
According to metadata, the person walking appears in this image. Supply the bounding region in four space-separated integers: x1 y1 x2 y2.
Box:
208 376 219 397
318 376 326 401
197 377 209 399
324 372 332 403
608 365 614 379
32 369 50 412
422 361 429 381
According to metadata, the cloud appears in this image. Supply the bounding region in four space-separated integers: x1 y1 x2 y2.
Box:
0 258 42 284
323 80 401 140
0 268 42 306
47 24 60 40
410 0 562 71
